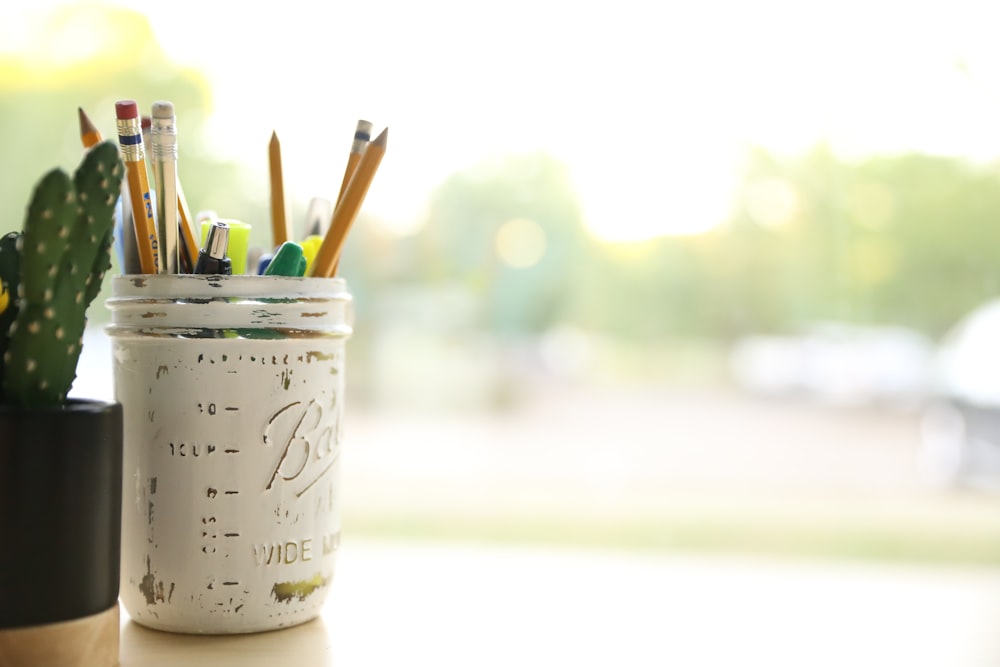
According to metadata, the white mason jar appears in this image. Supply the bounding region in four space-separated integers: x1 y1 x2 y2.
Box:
107 275 352 634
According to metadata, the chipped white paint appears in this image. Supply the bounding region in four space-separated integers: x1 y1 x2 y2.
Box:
107 275 352 634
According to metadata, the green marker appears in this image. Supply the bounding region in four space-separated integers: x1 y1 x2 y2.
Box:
263 241 306 277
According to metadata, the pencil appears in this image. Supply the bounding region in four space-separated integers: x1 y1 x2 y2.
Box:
151 101 179 274
77 107 102 149
151 109 197 271
177 186 198 273
115 100 159 274
269 130 291 248
309 127 387 278
335 119 373 207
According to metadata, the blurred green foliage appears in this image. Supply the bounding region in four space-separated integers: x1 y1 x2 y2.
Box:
0 4 260 316
344 144 1000 344
5 5 1000 344
720 146 1000 339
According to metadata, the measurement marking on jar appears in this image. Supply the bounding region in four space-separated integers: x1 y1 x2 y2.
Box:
224 490 239 495
224 449 240 454
169 443 217 457
224 532 241 538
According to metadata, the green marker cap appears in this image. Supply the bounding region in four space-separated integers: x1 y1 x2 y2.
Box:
263 241 306 277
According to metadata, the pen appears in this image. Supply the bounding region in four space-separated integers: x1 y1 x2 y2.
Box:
194 221 232 275
200 219 251 275
303 196 332 238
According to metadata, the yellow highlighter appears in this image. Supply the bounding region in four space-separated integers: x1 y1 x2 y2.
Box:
301 235 323 276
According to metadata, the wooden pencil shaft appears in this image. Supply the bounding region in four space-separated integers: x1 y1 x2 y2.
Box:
177 185 199 273
78 108 103 149
119 180 142 274
269 131 290 248
122 163 158 274
336 152 363 208
82 131 102 149
311 128 387 278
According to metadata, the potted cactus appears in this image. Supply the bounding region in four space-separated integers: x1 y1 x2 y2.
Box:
0 140 125 667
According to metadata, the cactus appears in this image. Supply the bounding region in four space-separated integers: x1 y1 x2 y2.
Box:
1 140 123 406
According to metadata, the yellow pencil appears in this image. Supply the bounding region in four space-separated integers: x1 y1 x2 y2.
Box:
115 100 159 274
87 104 142 273
177 185 199 273
269 130 291 248
310 127 387 278
335 119 374 208
77 107 102 149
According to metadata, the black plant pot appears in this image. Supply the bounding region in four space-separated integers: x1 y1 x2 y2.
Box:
0 399 122 665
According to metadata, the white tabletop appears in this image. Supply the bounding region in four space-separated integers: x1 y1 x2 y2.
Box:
119 537 1000 667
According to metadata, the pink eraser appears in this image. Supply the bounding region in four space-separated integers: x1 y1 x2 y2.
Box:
115 100 138 120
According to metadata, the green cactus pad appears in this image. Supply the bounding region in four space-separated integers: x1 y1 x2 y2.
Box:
3 140 123 406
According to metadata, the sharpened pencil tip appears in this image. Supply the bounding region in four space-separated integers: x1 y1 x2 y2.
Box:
78 107 98 137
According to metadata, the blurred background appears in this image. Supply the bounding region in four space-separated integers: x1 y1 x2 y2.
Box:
6 0 1000 662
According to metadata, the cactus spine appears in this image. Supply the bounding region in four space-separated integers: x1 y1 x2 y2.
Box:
1 140 123 406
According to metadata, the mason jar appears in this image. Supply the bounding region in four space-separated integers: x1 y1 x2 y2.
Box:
107 274 352 634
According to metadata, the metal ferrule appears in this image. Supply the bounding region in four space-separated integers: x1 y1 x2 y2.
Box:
150 116 177 161
115 118 144 162
351 121 373 151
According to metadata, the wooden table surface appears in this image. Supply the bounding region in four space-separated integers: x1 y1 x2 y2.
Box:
119 537 1000 667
